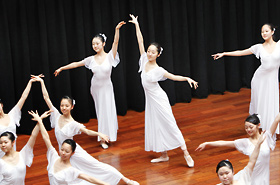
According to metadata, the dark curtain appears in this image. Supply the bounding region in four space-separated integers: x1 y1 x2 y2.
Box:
1 0 280 134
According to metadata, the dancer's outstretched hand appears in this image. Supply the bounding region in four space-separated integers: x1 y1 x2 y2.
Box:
40 110 53 119
187 77 198 89
31 74 44 82
28 110 42 122
54 68 62 77
129 14 139 25
212 53 224 60
116 21 126 30
195 142 206 152
99 133 110 143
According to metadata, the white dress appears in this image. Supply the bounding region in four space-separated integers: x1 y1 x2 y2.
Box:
50 107 123 185
0 105 21 158
83 50 119 141
249 41 280 134
234 131 275 185
217 167 251 185
0 144 34 185
47 146 83 185
139 53 186 152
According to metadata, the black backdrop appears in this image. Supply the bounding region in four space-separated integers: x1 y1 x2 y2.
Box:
1 0 280 134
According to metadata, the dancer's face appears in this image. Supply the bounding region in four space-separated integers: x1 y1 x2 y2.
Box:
217 166 234 185
245 121 259 137
92 38 105 53
147 45 160 61
261 24 274 41
60 143 74 160
0 136 14 153
60 99 73 115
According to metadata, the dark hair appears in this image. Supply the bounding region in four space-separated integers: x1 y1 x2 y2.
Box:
216 160 233 173
245 114 260 125
149 42 162 55
93 33 106 43
0 99 3 105
262 23 277 41
61 96 74 106
62 139 77 152
0 131 16 142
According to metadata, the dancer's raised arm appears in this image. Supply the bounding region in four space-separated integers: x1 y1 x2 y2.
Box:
29 110 52 149
212 48 253 60
26 123 40 149
33 76 54 109
129 14 145 55
270 112 280 135
16 77 37 110
246 131 266 172
111 21 126 58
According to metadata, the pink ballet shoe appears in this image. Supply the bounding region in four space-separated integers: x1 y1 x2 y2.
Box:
100 142 109 149
184 154 194 168
151 156 169 163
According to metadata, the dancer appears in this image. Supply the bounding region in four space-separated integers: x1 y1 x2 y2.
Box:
212 23 280 135
29 110 109 185
0 76 38 158
0 125 39 184
35 76 139 185
216 131 266 185
196 113 280 185
129 14 198 167
54 21 126 149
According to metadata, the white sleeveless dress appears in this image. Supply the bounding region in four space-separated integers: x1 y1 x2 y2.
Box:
249 41 280 134
139 53 186 152
83 50 119 141
50 107 123 185
0 144 33 185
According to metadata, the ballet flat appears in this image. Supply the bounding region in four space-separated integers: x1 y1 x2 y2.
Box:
100 143 109 149
151 157 169 163
128 180 140 185
184 155 194 168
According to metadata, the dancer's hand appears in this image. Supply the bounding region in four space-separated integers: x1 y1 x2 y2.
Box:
187 78 198 89
99 133 110 143
212 53 224 60
28 110 42 122
129 14 139 25
54 68 62 77
40 110 53 119
116 21 126 30
31 74 44 82
195 142 207 152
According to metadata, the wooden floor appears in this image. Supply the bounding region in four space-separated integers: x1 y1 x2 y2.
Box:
19 88 279 184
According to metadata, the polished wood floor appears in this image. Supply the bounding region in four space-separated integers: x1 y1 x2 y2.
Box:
18 88 279 184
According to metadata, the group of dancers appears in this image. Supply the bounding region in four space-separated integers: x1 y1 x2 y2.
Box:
0 14 279 185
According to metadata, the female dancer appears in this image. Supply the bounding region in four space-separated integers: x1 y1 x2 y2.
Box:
35 76 139 185
29 110 109 185
212 23 280 135
0 125 39 184
129 14 198 167
54 21 126 149
196 113 280 185
216 131 265 185
0 76 38 158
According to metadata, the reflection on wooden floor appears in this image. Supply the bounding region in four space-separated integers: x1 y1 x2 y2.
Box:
20 88 279 184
